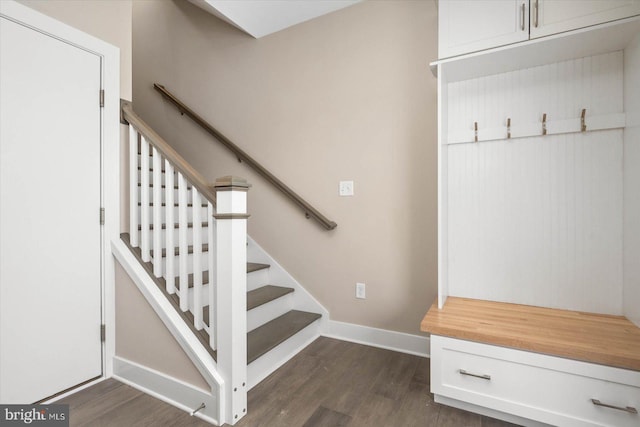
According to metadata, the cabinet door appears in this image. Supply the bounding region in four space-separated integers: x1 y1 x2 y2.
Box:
439 0 529 59
530 0 640 39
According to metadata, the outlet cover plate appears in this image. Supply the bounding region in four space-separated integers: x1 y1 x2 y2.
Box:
356 282 366 299
339 181 354 196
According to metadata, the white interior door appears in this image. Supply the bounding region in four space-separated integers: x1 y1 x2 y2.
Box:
0 16 102 403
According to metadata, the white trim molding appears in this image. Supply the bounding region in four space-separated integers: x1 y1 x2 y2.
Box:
113 356 219 425
324 320 430 358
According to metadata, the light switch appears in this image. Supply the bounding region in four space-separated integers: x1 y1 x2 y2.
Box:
339 181 354 196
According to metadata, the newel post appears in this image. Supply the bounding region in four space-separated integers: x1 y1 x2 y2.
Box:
214 176 250 425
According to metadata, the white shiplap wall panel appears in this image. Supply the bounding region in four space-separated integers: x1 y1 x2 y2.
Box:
446 51 624 314
448 132 623 314
623 33 640 327
447 52 623 143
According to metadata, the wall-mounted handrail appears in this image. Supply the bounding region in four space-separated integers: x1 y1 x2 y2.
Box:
153 83 338 231
121 100 217 207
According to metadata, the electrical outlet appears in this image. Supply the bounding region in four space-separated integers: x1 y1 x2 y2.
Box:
356 282 366 299
339 181 354 196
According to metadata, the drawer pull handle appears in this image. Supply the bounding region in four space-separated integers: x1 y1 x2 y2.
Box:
458 369 491 381
591 399 638 414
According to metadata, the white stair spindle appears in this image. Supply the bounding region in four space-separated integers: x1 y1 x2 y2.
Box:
178 173 189 311
208 202 216 349
165 160 176 294
129 126 139 247
152 148 163 277
192 189 203 330
140 136 151 262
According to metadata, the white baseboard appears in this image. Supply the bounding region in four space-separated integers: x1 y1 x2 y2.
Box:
324 320 430 357
113 356 219 425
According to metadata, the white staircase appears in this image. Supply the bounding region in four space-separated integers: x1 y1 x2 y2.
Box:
118 102 327 425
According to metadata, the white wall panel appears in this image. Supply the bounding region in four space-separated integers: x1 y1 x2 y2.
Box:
447 52 623 143
624 33 640 326
445 51 624 314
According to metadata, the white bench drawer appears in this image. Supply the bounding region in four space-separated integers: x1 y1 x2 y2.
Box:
431 335 640 427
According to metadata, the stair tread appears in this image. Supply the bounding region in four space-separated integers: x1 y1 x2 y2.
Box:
202 285 294 326
248 285 294 310
247 262 270 273
138 222 208 230
151 243 209 258
247 310 321 364
174 262 271 290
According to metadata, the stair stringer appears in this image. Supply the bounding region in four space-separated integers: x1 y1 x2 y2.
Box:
246 236 329 388
111 239 224 425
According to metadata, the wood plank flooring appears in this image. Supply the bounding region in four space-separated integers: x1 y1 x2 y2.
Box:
60 337 519 426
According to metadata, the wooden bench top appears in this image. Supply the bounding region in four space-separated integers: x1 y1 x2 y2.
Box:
421 297 640 371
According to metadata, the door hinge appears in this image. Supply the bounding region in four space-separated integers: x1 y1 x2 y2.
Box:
100 324 106 342
99 89 105 108
100 207 105 225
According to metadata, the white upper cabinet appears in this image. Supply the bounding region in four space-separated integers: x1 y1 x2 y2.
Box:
439 1 529 59
438 0 640 59
530 0 640 39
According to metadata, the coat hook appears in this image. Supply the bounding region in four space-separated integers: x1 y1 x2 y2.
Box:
581 109 587 132
542 113 547 136
474 121 478 142
506 118 511 139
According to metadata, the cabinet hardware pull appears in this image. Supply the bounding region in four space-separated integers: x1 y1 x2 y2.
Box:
581 109 587 132
534 0 539 28
520 3 525 31
542 113 547 135
459 369 491 381
507 118 511 139
591 399 637 414
474 122 478 142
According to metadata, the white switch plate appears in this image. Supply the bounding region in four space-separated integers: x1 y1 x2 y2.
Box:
339 181 354 196
356 282 366 299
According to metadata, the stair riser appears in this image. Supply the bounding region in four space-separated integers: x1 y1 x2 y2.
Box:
247 269 269 291
183 291 294 332
163 258 265 283
247 293 293 332
137 205 210 224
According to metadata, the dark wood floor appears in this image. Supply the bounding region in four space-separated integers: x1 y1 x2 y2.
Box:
60 337 520 426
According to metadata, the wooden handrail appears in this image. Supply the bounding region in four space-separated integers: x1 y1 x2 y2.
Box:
121 100 217 207
153 83 338 231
